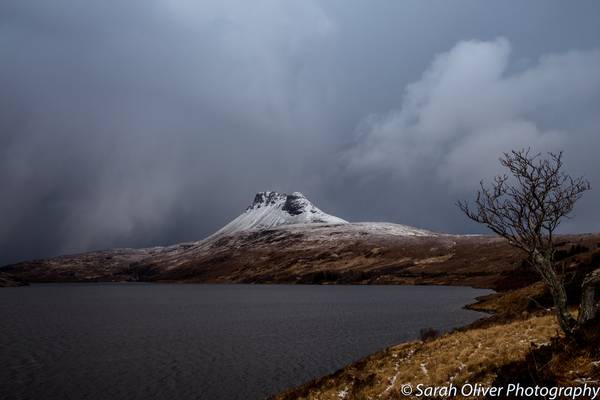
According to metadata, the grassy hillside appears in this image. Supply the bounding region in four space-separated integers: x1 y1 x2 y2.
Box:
272 242 600 399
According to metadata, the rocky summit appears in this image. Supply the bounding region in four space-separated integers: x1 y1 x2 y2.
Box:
212 191 348 236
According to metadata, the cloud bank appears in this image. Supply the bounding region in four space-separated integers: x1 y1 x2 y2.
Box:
346 38 600 189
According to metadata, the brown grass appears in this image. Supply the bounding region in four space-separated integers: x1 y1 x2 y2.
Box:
273 315 560 400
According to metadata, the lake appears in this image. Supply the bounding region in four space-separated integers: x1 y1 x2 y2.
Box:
0 283 490 400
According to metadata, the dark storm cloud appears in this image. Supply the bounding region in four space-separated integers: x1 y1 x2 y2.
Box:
0 0 337 261
2 1 600 264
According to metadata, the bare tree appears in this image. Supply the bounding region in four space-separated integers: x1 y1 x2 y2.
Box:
458 149 597 335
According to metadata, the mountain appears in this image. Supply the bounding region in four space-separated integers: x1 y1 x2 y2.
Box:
213 191 348 236
5 190 596 288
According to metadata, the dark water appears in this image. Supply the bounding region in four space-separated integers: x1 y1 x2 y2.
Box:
0 283 490 400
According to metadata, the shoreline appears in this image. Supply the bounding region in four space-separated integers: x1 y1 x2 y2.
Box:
4 234 599 398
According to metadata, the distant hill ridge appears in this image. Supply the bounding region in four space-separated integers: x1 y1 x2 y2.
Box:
8 189 590 289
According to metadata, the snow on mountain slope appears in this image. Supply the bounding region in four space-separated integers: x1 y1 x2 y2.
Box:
213 191 348 236
268 221 436 239
353 222 435 237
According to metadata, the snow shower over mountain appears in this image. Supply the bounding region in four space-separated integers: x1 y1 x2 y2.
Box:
3 190 450 285
213 191 348 236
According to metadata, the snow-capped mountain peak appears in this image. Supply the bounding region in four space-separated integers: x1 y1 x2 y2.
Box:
214 191 348 236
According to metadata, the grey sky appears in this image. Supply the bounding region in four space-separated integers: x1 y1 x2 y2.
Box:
2 1 600 264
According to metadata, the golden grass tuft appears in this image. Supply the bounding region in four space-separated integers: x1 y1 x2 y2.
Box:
274 314 559 400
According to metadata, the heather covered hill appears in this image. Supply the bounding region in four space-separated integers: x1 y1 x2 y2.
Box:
2 192 600 289
3 223 600 290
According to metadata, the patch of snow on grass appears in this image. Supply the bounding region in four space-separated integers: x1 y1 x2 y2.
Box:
337 386 349 399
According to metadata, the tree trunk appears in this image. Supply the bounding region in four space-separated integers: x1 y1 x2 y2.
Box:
533 252 575 335
547 277 574 335
578 268 600 325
